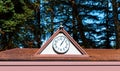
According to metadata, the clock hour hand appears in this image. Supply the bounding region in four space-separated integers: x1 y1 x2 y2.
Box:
60 37 65 46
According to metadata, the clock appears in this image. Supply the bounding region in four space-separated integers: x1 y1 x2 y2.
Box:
52 36 70 54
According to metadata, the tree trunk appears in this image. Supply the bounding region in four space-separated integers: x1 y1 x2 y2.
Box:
36 5 41 48
112 0 120 49
51 7 54 35
7 33 14 49
72 11 79 43
1 33 7 50
69 0 89 48
105 1 111 48
1 32 14 51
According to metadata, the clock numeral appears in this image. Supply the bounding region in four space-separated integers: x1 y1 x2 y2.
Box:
60 37 62 40
55 40 57 43
60 49 62 51
58 37 61 40
65 46 67 48
63 48 65 50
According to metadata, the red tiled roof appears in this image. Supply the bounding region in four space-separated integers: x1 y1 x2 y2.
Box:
0 48 38 60
0 48 120 61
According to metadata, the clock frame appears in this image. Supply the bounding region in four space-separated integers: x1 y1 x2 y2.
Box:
52 36 70 54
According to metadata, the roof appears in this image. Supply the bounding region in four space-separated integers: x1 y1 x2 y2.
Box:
0 48 120 61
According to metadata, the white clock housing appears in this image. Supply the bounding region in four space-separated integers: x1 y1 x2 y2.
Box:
52 36 70 54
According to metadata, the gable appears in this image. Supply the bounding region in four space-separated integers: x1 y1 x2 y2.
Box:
41 33 82 55
34 28 89 60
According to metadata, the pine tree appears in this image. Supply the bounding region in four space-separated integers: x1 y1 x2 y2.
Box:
0 0 34 50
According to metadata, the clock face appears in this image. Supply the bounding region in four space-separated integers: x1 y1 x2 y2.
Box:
52 36 70 54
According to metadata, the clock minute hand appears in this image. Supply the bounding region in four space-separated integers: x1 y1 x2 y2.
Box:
60 37 65 46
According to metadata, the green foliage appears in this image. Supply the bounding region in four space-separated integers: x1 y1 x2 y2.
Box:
0 0 14 13
0 0 34 50
0 0 34 33
2 20 16 32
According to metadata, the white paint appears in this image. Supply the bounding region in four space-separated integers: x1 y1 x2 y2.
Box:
41 33 82 55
